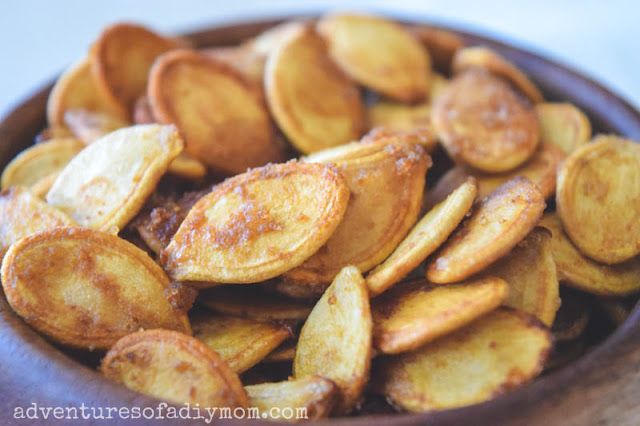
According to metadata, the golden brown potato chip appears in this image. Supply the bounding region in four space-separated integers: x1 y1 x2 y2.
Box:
246 376 337 421
536 102 591 154
192 314 290 373
63 109 129 144
166 153 207 180
552 289 590 341
0 187 75 257
263 340 297 363
294 266 372 414
286 143 430 286
162 162 350 284
373 276 508 354
1 227 191 349
367 178 477 295
265 25 364 154
46 57 127 126
427 177 545 283
148 49 284 174
1 138 84 191
91 23 178 111
408 25 464 74
366 102 432 134
432 69 540 173
46 124 183 232
487 228 560 326
375 308 551 412
317 13 430 102
453 46 543 103
539 214 640 295
199 285 313 321
556 135 640 264
102 329 248 408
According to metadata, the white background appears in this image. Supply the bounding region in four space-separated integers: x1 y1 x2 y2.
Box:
0 0 638 118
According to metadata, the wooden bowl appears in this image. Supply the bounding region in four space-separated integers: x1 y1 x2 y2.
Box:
1 16 639 425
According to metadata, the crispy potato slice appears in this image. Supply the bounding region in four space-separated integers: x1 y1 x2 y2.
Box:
433 69 540 173
148 50 284 174
375 308 551 412
536 102 591 154
162 162 350 284
1 138 84 191
367 178 477 295
317 13 430 102
46 124 183 232
199 285 313 321
487 228 560 326
263 340 297 363
408 25 464 74
552 288 590 341
166 153 207 180
0 187 75 257
286 143 430 286
539 214 640 295
102 329 248 408
91 23 178 111
294 266 372 414
265 25 364 154
453 46 543 103
192 315 290 373
246 376 337 421
63 109 129 144
427 177 545 283
1 227 191 349
556 135 640 264
367 102 432 134
46 57 127 126
373 277 508 354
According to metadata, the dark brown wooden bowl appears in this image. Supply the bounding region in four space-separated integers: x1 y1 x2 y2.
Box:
1 16 639 425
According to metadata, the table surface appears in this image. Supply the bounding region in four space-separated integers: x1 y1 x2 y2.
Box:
0 0 638 119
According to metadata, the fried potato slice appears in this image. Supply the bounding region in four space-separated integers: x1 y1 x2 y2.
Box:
487 228 560 326
367 178 477 295
286 143 430 286
453 46 543 103
552 288 590 341
367 102 432 134
1 227 191 349
539 214 640 295
556 135 640 264
265 25 364 154
427 177 545 283
91 23 178 111
375 308 551 412
46 57 127 126
63 109 129 144
192 315 290 373
46 124 183 232
199 285 313 321
102 329 248 408
148 50 284 174
536 102 591 154
166 153 207 180
373 277 508 354
294 266 372 414
162 162 350 284
317 13 430 102
0 187 75 257
433 69 540 173
246 376 337 421
1 138 84 191
408 25 464 74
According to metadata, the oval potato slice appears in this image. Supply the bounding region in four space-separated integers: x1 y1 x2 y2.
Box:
427 177 545 283
536 102 591 154
373 277 508 354
1 138 84 191
265 25 364 154
102 329 248 408
46 124 183 232
539 214 640 295
556 135 640 264
317 13 430 102
162 162 350 284
433 69 540 173
1 227 191 349
367 178 477 295
375 308 551 412
486 228 561 326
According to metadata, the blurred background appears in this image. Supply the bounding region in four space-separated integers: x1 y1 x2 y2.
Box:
1 0 638 117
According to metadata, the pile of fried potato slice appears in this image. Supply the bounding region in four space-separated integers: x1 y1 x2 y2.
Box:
1 11 639 422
